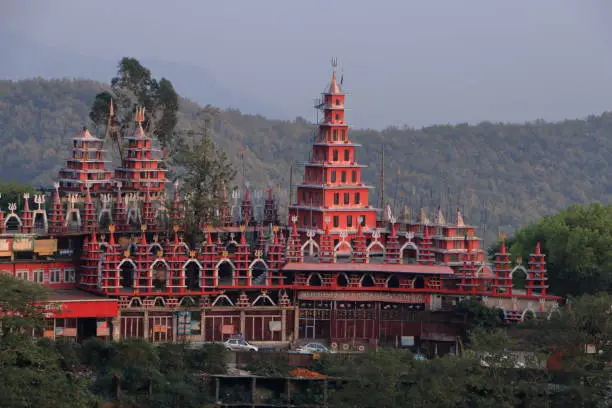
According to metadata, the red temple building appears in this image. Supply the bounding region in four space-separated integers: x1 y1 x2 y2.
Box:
0 63 559 353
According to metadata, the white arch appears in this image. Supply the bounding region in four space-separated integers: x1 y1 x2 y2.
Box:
336 272 350 286
252 293 276 306
150 258 170 272
334 240 353 253
366 240 385 256
98 208 113 224
547 308 562 320
399 241 419 262
509 265 528 278
153 296 166 307
521 308 536 320
179 296 197 307
183 258 204 270
385 274 400 288
4 213 22 228
215 258 236 271
148 243 163 255
128 297 142 308
117 258 137 270
307 272 324 286
173 242 191 256
301 238 320 257
475 264 493 278
212 294 234 306
248 258 269 272
359 273 376 287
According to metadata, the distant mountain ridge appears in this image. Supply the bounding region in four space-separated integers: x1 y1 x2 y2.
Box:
2 77 612 245
0 28 288 119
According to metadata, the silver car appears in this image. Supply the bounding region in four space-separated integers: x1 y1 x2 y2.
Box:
224 338 258 352
295 342 333 354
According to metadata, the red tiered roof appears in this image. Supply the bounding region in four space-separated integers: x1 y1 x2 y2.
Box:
57 127 113 193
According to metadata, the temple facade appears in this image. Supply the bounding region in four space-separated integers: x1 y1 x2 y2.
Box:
0 64 559 353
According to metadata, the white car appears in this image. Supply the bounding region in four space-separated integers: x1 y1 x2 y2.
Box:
224 338 258 352
295 342 333 354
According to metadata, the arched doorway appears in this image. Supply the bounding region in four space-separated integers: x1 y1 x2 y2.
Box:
307 273 323 287
250 261 268 286
5 215 21 233
413 276 425 289
386 275 400 288
401 242 418 264
119 260 135 289
336 273 349 287
184 261 201 290
152 261 169 291
217 261 234 286
511 266 528 291
361 274 375 287
33 213 46 232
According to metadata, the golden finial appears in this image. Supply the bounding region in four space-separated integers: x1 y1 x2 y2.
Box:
173 225 180 232
261 290 267 296
108 224 116 233
124 250 130 258
240 224 246 232
135 106 146 124
273 226 279 233
189 250 196 258
141 224 148 232
499 233 507 240
204 225 212 232
222 251 229 258
156 250 163 258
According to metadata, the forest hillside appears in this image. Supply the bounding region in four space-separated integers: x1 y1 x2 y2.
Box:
2 78 612 243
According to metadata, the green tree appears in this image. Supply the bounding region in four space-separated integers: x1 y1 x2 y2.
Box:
172 110 236 241
0 275 97 408
0 181 36 209
496 203 612 296
89 57 179 153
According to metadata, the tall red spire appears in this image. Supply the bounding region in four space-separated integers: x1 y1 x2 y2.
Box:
289 60 377 239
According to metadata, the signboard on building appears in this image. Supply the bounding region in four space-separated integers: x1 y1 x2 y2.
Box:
269 321 282 332
12 236 34 252
0 239 11 256
400 336 415 347
96 321 110 337
298 291 429 305
221 324 235 335
34 239 57 256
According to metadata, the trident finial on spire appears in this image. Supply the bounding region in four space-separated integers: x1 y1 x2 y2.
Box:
331 57 338 69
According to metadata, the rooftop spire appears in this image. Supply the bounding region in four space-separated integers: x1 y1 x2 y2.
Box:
328 57 341 94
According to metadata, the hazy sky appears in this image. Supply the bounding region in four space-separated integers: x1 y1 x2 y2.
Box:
3 0 612 129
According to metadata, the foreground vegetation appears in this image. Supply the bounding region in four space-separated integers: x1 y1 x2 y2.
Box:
1 273 609 408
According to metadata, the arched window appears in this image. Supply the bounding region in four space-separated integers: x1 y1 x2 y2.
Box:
361 274 375 287
333 150 339 161
217 261 234 285
336 274 349 287
386 275 400 288
344 149 350 161
184 261 201 290
308 273 323 287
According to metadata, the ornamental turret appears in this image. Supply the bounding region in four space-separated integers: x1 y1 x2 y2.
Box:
58 127 113 193
289 60 378 239
114 107 168 194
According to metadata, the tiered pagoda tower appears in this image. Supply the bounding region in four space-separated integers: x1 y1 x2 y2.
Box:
57 127 113 193
114 107 167 194
289 62 377 237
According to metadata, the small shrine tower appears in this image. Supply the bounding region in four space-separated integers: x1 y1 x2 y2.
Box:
57 127 113 193
289 60 377 237
114 107 168 194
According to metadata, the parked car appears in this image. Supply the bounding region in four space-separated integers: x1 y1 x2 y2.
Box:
413 353 427 361
224 338 258 352
295 342 333 354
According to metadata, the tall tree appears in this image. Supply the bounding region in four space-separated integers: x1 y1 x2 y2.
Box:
493 203 612 296
172 108 236 241
89 57 179 157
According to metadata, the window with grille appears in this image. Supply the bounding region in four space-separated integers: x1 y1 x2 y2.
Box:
347 216 353 227
49 269 61 283
33 269 44 283
64 269 75 283
333 216 339 228
16 270 29 280
344 193 350 205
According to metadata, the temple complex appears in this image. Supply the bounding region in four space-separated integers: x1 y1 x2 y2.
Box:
0 63 559 353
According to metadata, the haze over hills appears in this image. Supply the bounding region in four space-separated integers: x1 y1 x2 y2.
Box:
0 28 288 120
3 77 612 245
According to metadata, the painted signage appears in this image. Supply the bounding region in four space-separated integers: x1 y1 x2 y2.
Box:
298 291 429 304
0 239 11 256
12 236 34 252
269 321 282 332
34 239 57 256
